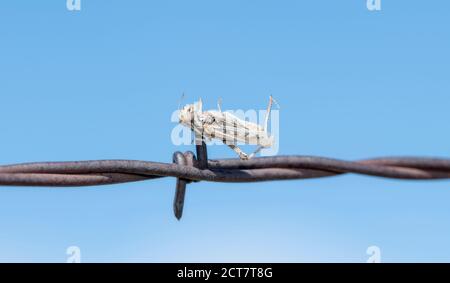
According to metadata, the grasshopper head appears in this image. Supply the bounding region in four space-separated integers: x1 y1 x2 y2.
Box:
178 103 196 127
178 99 202 127
179 104 193 124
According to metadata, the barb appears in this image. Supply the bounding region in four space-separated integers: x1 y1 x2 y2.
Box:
1 153 450 219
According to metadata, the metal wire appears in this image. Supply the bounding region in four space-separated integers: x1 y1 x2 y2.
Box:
1 143 449 219
2 156 450 186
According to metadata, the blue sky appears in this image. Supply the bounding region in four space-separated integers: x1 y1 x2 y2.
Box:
0 1 449 262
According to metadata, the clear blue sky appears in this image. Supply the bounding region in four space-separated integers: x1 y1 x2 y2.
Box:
0 1 449 262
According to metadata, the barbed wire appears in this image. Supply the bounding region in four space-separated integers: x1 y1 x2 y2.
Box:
1 142 449 219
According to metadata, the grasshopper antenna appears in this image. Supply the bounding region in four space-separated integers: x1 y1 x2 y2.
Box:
178 92 185 112
263 95 279 134
217 97 223 112
197 98 203 112
271 95 280 109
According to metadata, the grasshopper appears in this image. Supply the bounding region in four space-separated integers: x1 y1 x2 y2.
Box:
178 96 276 160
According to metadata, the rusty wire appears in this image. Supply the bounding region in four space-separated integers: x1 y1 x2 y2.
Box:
1 142 450 219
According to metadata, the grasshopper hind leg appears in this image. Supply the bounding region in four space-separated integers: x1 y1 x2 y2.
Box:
228 144 266 160
248 145 264 159
228 144 249 160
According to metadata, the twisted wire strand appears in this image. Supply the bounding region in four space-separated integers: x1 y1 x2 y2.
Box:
1 155 450 187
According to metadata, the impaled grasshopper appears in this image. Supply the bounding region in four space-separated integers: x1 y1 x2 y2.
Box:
178 96 276 160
